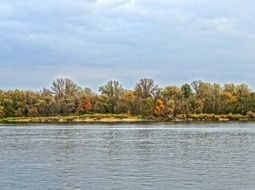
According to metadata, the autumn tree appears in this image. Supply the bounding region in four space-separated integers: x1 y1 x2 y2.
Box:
123 91 139 115
162 86 182 115
134 78 158 99
99 80 125 113
36 88 55 116
51 78 81 115
154 99 165 116
134 78 159 116
51 78 81 99
0 78 255 119
77 88 94 114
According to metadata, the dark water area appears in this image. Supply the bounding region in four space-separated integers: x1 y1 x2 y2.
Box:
0 123 255 190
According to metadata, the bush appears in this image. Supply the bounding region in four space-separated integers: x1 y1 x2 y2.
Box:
247 111 255 118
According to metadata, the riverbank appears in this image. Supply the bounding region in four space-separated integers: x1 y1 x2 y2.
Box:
0 113 254 124
0 114 142 124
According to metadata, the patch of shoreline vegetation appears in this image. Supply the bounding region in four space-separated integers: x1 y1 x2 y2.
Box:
1 78 255 123
0 113 254 124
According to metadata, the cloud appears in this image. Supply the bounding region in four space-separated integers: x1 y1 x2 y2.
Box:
0 2 13 16
1 0 255 89
96 0 135 9
198 17 233 31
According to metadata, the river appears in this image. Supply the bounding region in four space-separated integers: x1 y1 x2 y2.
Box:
0 122 255 190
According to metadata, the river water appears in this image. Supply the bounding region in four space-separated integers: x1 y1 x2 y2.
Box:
0 123 255 190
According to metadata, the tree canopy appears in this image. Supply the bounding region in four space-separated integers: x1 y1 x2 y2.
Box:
1 78 255 120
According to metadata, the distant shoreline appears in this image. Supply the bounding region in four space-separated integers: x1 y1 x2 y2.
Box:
0 114 254 124
2 79 255 124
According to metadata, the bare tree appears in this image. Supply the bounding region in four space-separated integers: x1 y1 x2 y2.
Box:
51 78 81 99
134 78 158 99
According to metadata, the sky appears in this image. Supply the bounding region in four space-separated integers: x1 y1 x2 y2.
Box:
0 0 255 91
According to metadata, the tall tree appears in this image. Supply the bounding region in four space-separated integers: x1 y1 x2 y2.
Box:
134 78 158 99
99 80 125 113
51 78 81 114
51 78 81 99
181 84 193 99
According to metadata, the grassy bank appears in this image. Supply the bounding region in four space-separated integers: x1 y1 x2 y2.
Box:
0 113 254 124
0 114 143 124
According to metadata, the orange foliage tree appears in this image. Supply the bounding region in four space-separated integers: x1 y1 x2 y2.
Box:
78 96 92 113
154 99 165 116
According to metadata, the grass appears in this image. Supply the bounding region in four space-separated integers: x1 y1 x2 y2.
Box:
187 113 248 121
0 114 143 124
0 113 254 124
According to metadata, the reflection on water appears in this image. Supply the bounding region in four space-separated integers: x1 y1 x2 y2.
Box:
0 123 255 190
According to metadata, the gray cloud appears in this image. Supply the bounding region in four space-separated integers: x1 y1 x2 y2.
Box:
1 0 255 90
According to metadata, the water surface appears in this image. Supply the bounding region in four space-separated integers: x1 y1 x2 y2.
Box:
0 122 255 190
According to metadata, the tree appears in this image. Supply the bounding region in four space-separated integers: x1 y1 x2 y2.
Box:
134 78 158 99
162 86 182 100
0 106 5 118
99 81 125 113
139 97 154 117
77 88 94 114
36 88 55 116
154 99 165 116
51 79 81 115
77 96 92 113
191 80 203 94
191 81 222 114
235 84 251 114
162 86 183 115
220 91 237 114
181 84 192 99
1 78 255 119
2 99 14 117
51 78 81 99
123 91 139 115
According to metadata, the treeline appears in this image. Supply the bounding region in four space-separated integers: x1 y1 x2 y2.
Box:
1 78 255 120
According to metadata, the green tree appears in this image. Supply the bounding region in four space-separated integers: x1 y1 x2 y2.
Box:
2 99 14 117
181 84 192 99
99 81 125 113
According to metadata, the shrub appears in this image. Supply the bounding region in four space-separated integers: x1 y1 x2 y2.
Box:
247 111 255 118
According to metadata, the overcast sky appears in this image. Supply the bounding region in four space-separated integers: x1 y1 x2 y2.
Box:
1 0 255 90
